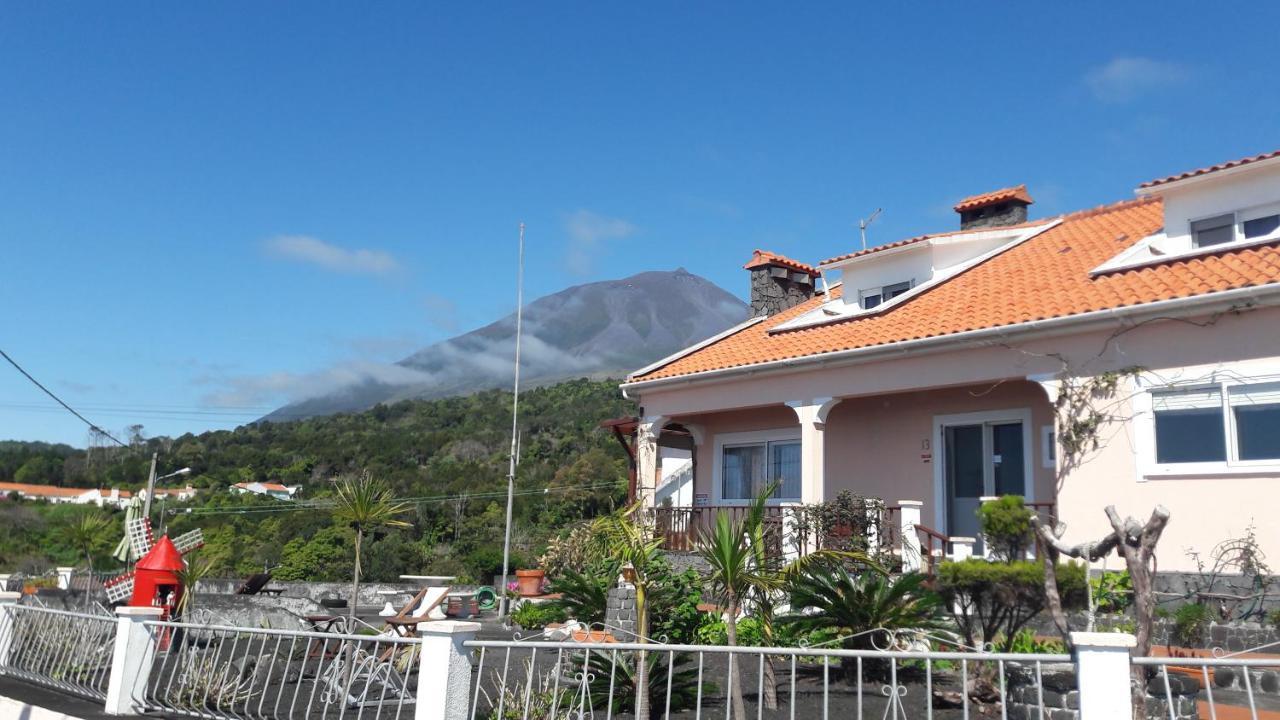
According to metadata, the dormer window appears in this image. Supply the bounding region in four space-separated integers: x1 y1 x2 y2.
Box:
1244 213 1280 239
1191 213 1235 248
860 280 912 309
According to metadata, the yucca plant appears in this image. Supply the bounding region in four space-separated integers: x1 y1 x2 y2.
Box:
331 472 413 626
175 552 217 617
64 510 110 610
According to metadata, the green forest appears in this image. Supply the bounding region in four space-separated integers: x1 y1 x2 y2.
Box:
0 378 636 583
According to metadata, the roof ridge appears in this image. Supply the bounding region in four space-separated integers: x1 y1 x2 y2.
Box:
1048 195 1159 223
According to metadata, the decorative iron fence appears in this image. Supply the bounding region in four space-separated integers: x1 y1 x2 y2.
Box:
0 604 117 701
136 619 424 720
464 637 1072 720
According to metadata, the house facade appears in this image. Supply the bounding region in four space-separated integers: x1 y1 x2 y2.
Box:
230 481 298 500
622 149 1280 571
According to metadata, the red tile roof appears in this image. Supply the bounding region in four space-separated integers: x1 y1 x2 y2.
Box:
953 185 1034 212
1140 149 1280 189
0 482 89 498
743 249 819 276
630 197 1280 383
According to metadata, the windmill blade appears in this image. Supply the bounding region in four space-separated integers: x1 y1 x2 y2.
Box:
104 572 135 604
127 517 153 557
172 529 204 554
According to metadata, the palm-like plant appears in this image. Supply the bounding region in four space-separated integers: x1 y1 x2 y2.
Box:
546 568 609 624
331 472 413 626
174 553 216 617
65 511 110 610
785 562 947 680
588 504 663 720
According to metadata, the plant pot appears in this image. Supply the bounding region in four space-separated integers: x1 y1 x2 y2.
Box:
515 569 545 597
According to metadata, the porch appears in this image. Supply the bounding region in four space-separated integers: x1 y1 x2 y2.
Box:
608 378 1060 566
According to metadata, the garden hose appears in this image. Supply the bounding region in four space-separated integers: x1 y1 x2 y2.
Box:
476 586 498 611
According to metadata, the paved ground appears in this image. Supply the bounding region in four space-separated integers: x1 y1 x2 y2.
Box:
0 675 112 720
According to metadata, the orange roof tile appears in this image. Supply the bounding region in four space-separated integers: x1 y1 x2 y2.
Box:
953 185 1034 212
743 249 819 276
0 482 89 498
1140 148 1280 189
631 197 1280 383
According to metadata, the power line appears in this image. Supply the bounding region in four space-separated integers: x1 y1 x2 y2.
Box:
0 347 130 447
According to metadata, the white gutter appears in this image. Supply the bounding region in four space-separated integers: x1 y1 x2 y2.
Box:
621 281 1280 394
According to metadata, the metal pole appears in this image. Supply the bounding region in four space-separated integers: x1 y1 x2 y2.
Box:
142 452 158 525
499 223 526 617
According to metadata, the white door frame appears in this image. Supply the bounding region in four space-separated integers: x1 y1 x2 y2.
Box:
931 407 1035 533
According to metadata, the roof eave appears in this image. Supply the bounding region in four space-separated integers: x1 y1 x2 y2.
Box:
1137 154 1280 196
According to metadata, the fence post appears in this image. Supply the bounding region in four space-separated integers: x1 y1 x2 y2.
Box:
104 606 164 715
56 567 75 590
0 591 19 670
416 620 481 720
1071 631 1136 719
897 500 923 572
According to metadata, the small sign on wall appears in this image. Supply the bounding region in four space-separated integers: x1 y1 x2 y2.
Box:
694 493 709 507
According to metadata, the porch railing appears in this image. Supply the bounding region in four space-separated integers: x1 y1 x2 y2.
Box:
0 604 117 701
649 505 787 552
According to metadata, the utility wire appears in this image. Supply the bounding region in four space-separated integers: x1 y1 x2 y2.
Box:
0 347 130 447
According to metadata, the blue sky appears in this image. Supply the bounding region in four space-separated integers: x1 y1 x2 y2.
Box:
3 3 1279 446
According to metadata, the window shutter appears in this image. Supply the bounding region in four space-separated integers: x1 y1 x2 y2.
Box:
1152 387 1222 412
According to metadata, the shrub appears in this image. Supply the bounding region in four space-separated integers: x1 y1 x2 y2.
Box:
584 650 713 714
1269 609 1280 630
1172 603 1213 647
1004 628 1066 655
467 547 529 584
936 559 1086 652
695 614 764 646
977 495 1033 561
510 601 567 631
546 569 609 624
1090 570 1132 614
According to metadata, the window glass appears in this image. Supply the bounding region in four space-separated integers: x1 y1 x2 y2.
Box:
861 291 882 309
1243 214 1280 239
722 444 765 500
1190 214 1235 248
883 281 912 300
1152 388 1226 463
769 441 802 498
1230 383 1280 461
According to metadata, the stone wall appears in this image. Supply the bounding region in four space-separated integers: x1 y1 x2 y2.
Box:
1005 662 1199 720
959 202 1029 230
749 268 814 317
605 582 638 639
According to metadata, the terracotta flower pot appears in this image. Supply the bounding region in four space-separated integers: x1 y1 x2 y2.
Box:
515 569 545 597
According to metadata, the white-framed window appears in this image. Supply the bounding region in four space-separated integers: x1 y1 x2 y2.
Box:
860 280 913 310
1040 425 1056 469
1189 204 1280 249
1146 380 1280 470
715 431 802 502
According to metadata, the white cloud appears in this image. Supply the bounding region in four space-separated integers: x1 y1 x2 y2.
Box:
200 361 434 408
423 293 459 332
563 210 637 276
264 235 400 276
1084 57 1190 103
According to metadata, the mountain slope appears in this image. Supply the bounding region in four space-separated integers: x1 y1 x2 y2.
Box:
264 269 747 421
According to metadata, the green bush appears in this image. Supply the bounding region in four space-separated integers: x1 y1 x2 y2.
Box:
1090 570 1132 614
1004 628 1066 655
1172 603 1213 647
695 613 765 646
466 547 529 584
936 559 1086 652
1269 609 1280 630
546 568 609 624
977 495 1033 561
510 601 567 631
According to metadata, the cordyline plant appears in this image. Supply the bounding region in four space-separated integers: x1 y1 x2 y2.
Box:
64 511 110 611
697 483 878 717
331 472 413 627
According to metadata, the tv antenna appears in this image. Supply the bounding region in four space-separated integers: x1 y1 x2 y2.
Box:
859 208 882 251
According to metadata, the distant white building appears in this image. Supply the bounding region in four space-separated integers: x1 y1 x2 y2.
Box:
230 482 299 501
0 482 198 509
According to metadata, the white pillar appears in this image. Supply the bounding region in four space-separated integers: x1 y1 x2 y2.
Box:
416 620 482 720
0 591 20 669
1071 631 1136 720
898 500 923 573
977 496 999 558
105 606 164 715
634 416 668 509
786 398 840 505
950 537 975 561
56 567 74 590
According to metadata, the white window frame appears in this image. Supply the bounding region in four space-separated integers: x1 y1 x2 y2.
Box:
712 428 802 505
1188 201 1280 249
859 280 914 310
1135 363 1280 479
1040 425 1056 470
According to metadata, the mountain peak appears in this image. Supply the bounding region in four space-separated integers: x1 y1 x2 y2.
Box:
264 269 747 421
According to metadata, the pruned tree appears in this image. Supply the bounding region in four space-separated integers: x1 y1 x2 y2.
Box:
1033 504 1170 718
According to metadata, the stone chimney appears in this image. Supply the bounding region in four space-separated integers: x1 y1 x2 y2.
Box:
744 250 820 317
954 185 1034 231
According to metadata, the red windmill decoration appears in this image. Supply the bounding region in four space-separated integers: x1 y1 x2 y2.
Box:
104 517 204 622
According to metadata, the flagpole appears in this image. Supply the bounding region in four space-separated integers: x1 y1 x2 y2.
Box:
499 222 525 618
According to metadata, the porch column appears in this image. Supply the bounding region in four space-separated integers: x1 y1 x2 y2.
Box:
786 398 840 504
634 415 668 509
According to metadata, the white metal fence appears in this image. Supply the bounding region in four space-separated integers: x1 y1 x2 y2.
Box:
1134 654 1280 720
136 619 424 719
0 604 117 701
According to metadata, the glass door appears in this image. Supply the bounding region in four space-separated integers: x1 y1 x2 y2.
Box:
944 421 1026 541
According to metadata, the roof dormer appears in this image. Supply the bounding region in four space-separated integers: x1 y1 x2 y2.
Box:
1094 149 1280 275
